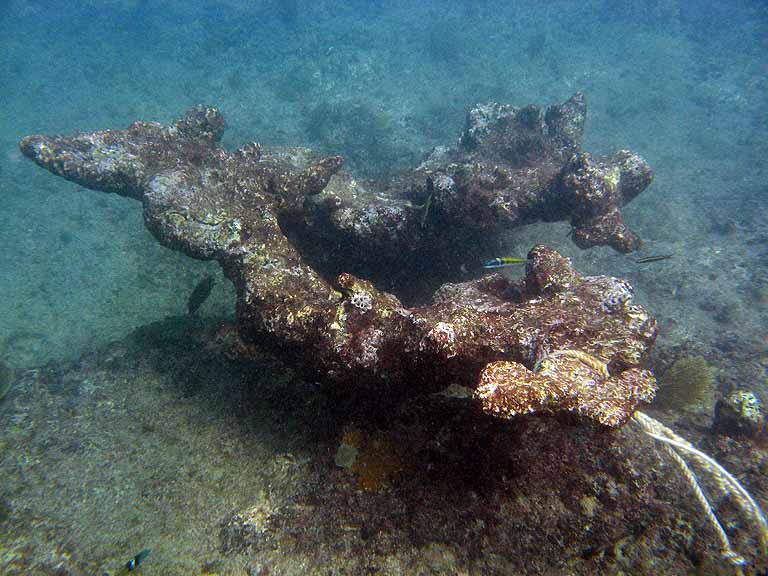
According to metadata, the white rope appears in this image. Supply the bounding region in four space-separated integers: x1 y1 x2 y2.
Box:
631 410 768 573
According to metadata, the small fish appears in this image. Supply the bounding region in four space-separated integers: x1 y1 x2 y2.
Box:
187 275 215 316
482 257 527 269
412 178 434 229
419 191 433 229
126 548 151 571
634 254 673 264
102 548 152 576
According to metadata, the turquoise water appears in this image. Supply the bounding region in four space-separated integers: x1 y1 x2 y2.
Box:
0 1 766 574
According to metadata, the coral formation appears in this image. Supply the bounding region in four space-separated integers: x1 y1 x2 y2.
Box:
475 351 656 427
656 354 716 410
19 96 658 426
290 93 652 293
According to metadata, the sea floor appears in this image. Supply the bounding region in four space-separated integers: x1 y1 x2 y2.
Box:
1 316 766 575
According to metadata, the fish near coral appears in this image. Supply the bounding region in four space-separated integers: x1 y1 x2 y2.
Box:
187 275 215 316
482 256 527 269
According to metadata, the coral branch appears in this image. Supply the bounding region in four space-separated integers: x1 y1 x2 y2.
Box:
287 93 652 293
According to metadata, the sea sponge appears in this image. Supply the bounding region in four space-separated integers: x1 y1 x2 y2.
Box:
335 428 405 492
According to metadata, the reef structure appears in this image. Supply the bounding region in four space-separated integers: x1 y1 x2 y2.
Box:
19 95 657 426
288 93 653 292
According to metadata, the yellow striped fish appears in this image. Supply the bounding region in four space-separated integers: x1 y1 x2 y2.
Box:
482 257 527 269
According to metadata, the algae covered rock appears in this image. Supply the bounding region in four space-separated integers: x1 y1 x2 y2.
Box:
713 389 764 437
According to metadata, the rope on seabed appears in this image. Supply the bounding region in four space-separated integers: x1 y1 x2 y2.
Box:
632 410 768 575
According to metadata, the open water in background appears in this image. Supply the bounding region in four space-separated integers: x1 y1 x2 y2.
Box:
1 0 766 363
0 1 766 574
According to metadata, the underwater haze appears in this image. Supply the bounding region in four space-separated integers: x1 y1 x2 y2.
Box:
0 1 767 574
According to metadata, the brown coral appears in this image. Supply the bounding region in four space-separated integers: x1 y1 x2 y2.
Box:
476 351 657 427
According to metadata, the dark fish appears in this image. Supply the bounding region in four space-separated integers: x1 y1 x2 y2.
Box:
187 275 215 316
126 548 151 571
634 254 673 264
102 548 151 576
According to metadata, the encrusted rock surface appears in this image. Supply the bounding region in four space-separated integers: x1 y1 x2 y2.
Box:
3 324 764 575
291 93 652 291
20 97 657 426
714 390 765 437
